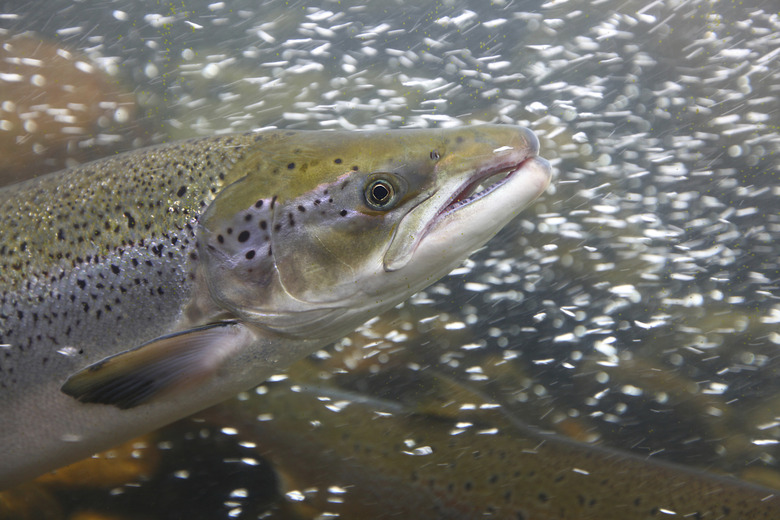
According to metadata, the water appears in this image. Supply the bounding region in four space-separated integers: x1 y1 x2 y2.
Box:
1 0 779 518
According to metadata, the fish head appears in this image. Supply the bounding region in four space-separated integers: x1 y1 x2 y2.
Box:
199 125 551 339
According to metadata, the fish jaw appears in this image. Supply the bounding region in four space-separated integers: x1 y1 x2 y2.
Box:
406 156 552 273
383 126 551 272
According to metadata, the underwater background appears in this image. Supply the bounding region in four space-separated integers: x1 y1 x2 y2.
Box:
1 0 779 518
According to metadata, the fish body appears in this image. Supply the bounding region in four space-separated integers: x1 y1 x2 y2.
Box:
229 375 780 519
0 125 551 488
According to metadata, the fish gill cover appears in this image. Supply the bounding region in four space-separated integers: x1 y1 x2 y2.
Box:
0 0 778 518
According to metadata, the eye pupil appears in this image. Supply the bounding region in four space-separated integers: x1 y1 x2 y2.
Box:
366 179 395 208
372 183 390 202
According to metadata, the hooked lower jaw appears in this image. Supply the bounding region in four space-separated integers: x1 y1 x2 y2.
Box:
438 158 532 218
383 126 551 273
431 154 552 233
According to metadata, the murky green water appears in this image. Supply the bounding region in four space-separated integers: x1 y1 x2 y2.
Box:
1 0 779 518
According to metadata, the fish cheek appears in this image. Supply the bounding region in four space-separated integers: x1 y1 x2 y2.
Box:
198 180 279 314
271 192 388 305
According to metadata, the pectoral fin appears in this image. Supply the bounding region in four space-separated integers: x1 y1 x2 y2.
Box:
61 321 252 409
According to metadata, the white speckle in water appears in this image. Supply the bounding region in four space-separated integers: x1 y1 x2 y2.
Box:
0 73 23 82
286 490 306 502
57 346 80 357
444 321 467 330
325 400 351 413
621 385 643 396
202 63 220 78
752 439 780 446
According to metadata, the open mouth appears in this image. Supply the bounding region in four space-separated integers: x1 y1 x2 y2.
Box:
439 158 530 217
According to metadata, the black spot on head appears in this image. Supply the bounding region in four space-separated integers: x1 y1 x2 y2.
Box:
297 205 306 212
255 199 264 208
245 250 255 260
244 214 253 222
177 186 187 197
339 209 348 217
287 162 295 170
217 235 224 244
237 231 250 243
259 220 267 230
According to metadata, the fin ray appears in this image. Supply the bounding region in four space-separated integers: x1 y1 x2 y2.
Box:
61 321 251 409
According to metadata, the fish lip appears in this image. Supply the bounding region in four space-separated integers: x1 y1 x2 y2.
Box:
383 127 547 273
435 156 535 221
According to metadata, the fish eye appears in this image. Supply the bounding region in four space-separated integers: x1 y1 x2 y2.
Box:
364 176 397 210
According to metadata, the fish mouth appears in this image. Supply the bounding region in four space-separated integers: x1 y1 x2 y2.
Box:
437 157 533 219
383 126 551 273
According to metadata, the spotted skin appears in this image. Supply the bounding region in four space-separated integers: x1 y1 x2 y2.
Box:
0 125 551 489
227 377 780 520
0 135 247 391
